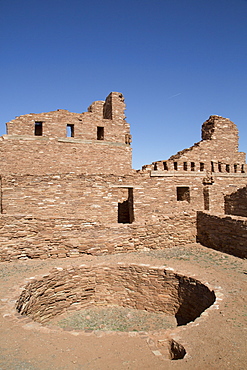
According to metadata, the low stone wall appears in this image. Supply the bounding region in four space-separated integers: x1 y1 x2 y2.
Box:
224 186 247 217
197 211 247 258
0 214 196 261
16 264 215 325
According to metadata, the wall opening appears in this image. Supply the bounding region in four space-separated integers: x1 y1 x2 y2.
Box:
177 187 190 202
203 186 210 210
118 188 134 224
241 164 245 173
34 122 43 136
211 161 214 172
174 162 178 171
200 162 204 171
234 164 237 173
191 162 195 171
163 162 168 170
154 163 158 170
97 126 104 140
66 124 74 137
183 162 187 171
218 163 222 172
226 164 230 173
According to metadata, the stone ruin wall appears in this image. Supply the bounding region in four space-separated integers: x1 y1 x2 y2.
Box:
1 172 247 221
197 211 247 258
0 92 132 176
0 214 196 262
144 115 246 175
0 92 246 261
224 185 247 217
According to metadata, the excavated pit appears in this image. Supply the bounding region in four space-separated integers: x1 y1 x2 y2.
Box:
16 263 215 327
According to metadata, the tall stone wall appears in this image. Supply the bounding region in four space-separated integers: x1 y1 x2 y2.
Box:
197 211 247 258
1 172 247 221
0 92 246 262
2 92 131 176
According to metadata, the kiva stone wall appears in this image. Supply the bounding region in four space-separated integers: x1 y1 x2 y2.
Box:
197 211 247 258
0 213 196 261
16 264 215 325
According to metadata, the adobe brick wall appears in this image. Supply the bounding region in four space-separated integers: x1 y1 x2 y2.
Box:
16 264 215 324
197 211 247 258
0 213 196 261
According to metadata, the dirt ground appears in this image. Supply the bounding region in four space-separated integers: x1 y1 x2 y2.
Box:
0 243 246 370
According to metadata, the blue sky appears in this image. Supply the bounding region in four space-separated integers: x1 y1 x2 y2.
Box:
0 0 247 169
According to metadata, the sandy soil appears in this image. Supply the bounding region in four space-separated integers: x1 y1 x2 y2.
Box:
0 243 246 370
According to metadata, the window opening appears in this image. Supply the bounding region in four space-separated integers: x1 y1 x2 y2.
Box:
191 162 195 171
163 162 168 170
241 164 245 173
234 164 237 173
174 162 178 171
226 164 230 173
67 124 74 137
200 163 204 171
177 187 190 202
183 162 187 171
34 122 43 136
118 188 134 224
154 163 158 170
218 163 222 172
211 161 214 172
97 126 104 140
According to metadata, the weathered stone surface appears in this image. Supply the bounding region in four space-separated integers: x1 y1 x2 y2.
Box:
0 92 246 260
197 211 247 258
16 264 216 325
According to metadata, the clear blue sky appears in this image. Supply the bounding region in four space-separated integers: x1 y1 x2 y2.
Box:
1 0 247 169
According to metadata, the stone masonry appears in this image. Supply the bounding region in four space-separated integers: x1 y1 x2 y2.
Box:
0 92 246 261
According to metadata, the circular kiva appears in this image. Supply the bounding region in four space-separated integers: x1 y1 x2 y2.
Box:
16 263 216 327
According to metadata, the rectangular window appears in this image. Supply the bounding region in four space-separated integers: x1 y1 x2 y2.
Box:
191 162 195 171
154 163 158 170
241 164 245 173
218 163 222 172
234 164 237 173
211 161 214 172
183 162 187 171
226 164 230 173
174 162 178 170
67 124 74 137
177 186 190 202
200 162 204 171
163 162 168 170
97 126 104 140
34 122 43 136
